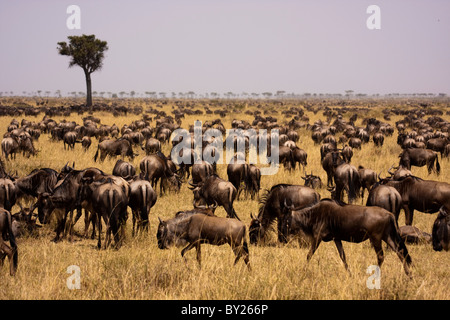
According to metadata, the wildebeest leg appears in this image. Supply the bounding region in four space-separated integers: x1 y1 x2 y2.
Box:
277 219 287 243
195 243 202 268
131 209 137 237
66 210 75 242
307 238 321 262
334 239 350 272
404 206 414 226
232 242 251 271
384 234 412 277
53 211 66 242
0 241 16 276
89 212 97 239
181 242 197 263
97 214 103 249
370 238 384 268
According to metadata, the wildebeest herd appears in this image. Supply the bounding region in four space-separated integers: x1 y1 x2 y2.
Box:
0 102 449 280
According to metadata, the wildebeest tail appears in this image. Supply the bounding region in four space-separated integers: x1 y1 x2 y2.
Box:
435 154 440 175
140 185 148 222
347 169 357 203
94 146 99 162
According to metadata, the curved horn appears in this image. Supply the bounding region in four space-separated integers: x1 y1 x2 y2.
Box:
209 200 218 210
187 179 197 187
387 164 395 175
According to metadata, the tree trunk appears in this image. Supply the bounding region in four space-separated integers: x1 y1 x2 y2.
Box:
85 71 92 107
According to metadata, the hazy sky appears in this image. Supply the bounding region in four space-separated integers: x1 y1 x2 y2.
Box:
1 0 449 96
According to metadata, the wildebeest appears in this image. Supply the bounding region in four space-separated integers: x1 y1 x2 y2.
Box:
432 207 450 252
128 178 157 236
63 131 78 150
373 132 385 147
157 214 251 270
144 137 161 154
188 174 240 220
244 164 261 200
139 152 181 195
322 151 344 187
357 166 377 199
94 138 137 162
112 159 136 181
33 167 106 242
80 177 129 249
81 136 91 151
342 145 353 163
348 137 362 149
0 208 18 276
227 153 249 200
381 176 450 225
291 146 307 172
332 163 360 203
398 148 440 175
426 137 449 157
190 161 214 184
366 184 403 222
1 136 19 160
249 184 320 244
281 199 412 276
399 225 432 244
278 145 295 171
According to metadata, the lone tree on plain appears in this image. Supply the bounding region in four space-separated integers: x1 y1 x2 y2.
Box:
57 34 108 107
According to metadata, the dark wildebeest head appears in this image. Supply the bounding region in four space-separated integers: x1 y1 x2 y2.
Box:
281 199 412 277
301 172 322 190
387 164 412 180
11 204 40 238
432 207 450 252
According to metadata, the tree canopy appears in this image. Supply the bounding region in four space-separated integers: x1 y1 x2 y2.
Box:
57 34 108 107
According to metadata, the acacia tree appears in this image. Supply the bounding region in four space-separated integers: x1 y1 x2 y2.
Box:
57 34 108 107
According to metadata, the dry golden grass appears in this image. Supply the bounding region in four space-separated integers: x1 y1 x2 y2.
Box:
0 97 448 300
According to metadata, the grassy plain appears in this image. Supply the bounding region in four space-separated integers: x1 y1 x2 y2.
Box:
0 97 448 300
